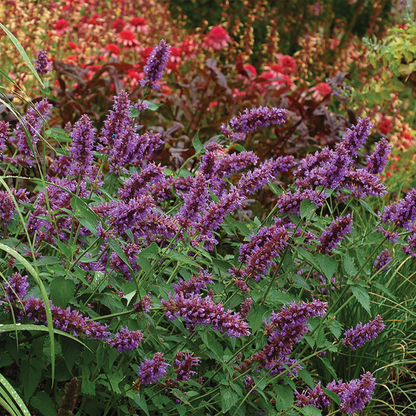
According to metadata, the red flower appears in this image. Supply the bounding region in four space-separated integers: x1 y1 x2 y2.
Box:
309 82 332 100
141 46 153 61
66 42 78 50
244 64 257 78
203 26 232 50
105 44 121 55
379 117 391 135
112 19 125 32
54 18 69 34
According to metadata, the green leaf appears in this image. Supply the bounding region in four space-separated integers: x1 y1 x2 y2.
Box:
139 242 160 259
316 253 337 282
21 362 42 402
233 144 246 152
0 23 45 87
359 199 377 216
298 369 314 389
143 100 162 111
192 130 205 154
322 387 341 405
200 330 223 360
0 372 31 416
329 320 343 339
297 247 319 270
81 379 95 396
31 392 58 416
351 285 371 314
129 107 141 118
221 388 238 413
268 182 282 196
248 304 269 333
292 274 310 290
50 276 75 308
127 391 150 415
212 258 232 272
165 250 198 267
344 252 357 276
273 384 294 411
300 199 316 219
319 357 337 380
299 406 322 416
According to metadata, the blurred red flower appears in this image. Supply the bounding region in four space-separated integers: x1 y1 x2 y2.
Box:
203 26 232 50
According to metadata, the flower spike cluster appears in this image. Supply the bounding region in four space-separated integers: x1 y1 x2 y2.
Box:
342 315 385 350
140 39 171 90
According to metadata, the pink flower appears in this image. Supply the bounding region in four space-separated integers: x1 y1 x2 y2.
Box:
125 16 148 34
116 30 141 51
276 53 297 74
104 44 121 56
244 64 257 78
203 26 232 50
310 82 332 101
54 18 69 35
379 117 391 135
167 46 182 73
181 35 198 60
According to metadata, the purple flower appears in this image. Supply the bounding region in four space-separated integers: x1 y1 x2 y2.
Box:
118 163 165 201
251 299 327 374
50 155 72 177
403 225 416 256
343 315 385 350
238 156 295 196
341 117 373 157
244 376 257 394
0 120 9 155
34 49 52 75
108 195 154 235
343 169 387 198
173 351 200 382
137 352 169 386
195 186 244 243
69 114 96 177
238 219 292 280
109 327 144 352
240 298 252 319
366 138 392 174
316 214 353 254
221 106 288 142
12 98 52 164
0 191 16 226
373 249 392 272
327 372 376 414
173 271 213 297
295 382 331 409
134 101 149 112
3 273 29 303
134 295 153 313
380 188 416 230
277 189 328 215
176 174 210 227
161 292 250 337
140 40 171 90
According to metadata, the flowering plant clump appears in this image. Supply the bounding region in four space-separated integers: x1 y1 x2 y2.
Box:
0 16 416 416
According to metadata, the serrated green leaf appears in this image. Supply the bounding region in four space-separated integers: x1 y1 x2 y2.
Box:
300 199 316 219
344 252 357 276
221 388 238 413
50 276 75 308
330 320 343 339
31 392 58 416
200 330 223 360
351 285 371 314
21 362 42 402
298 369 314 389
319 357 337 380
268 182 282 196
316 253 337 281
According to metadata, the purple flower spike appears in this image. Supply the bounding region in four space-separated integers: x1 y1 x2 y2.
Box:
3 273 29 303
295 381 331 409
140 40 171 90
366 138 392 174
137 352 169 386
380 188 416 230
134 295 153 313
109 327 144 353
173 351 200 382
327 372 376 414
34 49 52 75
342 117 373 157
343 315 385 350
373 249 392 273
316 214 353 254
69 114 96 178
225 106 288 136
173 271 213 297
0 191 16 226
0 120 9 155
